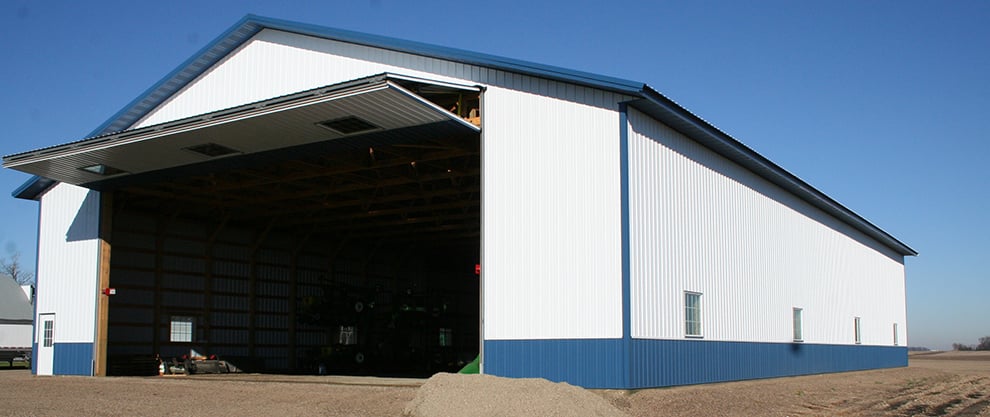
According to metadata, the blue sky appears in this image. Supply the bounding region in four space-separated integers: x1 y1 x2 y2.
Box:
1 1 987 350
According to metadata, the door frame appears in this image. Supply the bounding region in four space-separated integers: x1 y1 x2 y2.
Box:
36 313 55 375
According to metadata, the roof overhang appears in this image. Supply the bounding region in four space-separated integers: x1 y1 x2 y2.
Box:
3 74 481 189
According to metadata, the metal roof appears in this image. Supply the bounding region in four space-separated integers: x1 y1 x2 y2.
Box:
0 276 32 325
6 15 916 257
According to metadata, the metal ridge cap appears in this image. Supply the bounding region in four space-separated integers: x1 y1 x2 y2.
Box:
636 87 917 257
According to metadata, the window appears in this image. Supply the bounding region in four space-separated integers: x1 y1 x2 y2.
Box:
170 316 195 343
893 323 899 346
685 292 702 337
854 317 862 344
792 308 803 342
42 320 54 348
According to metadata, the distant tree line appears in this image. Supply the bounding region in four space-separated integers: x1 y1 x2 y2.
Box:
953 336 990 351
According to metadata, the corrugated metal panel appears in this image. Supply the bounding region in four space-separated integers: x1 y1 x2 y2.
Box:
89 15 642 138
485 338 907 389
630 340 907 388
483 339 625 389
36 183 100 343
52 342 94 376
132 29 632 129
626 108 907 345
482 86 625 340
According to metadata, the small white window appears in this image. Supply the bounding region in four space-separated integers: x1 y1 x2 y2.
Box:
43 320 54 348
170 316 195 343
685 292 702 337
854 317 862 345
893 323 899 346
792 308 803 342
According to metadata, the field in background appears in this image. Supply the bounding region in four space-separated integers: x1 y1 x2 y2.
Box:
0 351 986 416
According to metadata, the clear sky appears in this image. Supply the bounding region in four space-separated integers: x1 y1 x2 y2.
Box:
1 1 987 350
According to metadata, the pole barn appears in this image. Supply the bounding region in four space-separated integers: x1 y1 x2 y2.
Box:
3 15 915 388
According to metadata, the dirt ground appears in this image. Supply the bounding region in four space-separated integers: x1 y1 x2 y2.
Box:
0 351 986 417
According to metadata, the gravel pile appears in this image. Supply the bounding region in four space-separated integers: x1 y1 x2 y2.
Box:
403 373 630 417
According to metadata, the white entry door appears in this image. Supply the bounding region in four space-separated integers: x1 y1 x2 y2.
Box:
36 314 55 375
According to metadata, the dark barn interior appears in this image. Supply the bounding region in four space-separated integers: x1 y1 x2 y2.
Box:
102 80 483 376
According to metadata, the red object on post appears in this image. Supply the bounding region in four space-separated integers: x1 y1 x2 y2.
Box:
102 288 116 296
474 264 481 275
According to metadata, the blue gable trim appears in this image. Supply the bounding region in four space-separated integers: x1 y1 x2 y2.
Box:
12 176 55 200
89 14 643 139
52 342 93 376
484 338 906 389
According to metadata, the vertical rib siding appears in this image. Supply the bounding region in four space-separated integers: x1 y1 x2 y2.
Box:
135 28 631 341
626 108 906 346
482 86 624 340
134 29 632 128
37 183 101 345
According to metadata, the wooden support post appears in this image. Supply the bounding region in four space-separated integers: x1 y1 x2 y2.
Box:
93 191 113 376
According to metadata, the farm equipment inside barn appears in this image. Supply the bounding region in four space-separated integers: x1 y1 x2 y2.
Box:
298 275 476 376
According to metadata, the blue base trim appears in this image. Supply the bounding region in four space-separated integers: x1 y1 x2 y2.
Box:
53 343 93 376
31 342 37 374
485 338 906 389
484 339 625 389
630 339 907 388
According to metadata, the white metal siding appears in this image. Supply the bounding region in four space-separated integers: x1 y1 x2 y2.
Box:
482 86 623 340
130 29 631 341
134 29 631 128
36 183 101 343
626 108 907 346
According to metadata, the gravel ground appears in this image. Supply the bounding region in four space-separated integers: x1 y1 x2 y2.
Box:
602 352 990 417
0 352 987 417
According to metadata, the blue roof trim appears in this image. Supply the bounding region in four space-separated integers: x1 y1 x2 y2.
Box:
12 176 55 200
89 14 643 138
87 15 267 137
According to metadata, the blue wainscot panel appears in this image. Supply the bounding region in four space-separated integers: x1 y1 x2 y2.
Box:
484 339 625 389
484 338 906 389
53 343 93 376
630 339 907 389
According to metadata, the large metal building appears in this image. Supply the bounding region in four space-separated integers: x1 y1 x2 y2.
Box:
3 15 915 388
